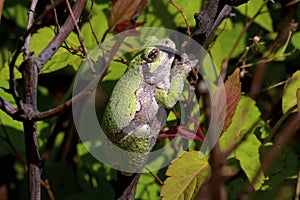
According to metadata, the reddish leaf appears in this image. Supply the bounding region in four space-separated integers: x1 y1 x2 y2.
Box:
159 124 204 142
222 68 242 132
111 20 146 34
0 0 4 21
108 0 147 32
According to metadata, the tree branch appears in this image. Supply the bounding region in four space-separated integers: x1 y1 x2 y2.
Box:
21 54 42 200
35 0 88 71
32 0 149 123
24 0 38 58
0 97 18 116
192 0 248 47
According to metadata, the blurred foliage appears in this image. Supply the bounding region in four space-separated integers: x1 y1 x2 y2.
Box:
0 0 300 199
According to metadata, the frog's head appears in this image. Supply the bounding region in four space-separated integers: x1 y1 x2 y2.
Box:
141 43 175 84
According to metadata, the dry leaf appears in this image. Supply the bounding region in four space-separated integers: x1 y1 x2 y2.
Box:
108 0 147 32
0 0 4 21
222 68 242 132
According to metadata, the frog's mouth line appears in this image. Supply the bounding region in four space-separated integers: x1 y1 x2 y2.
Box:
154 45 178 55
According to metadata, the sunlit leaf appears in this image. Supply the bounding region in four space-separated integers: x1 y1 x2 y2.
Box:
235 0 273 32
212 22 247 60
167 0 203 28
30 27 82 73
0 62 22 81
81 1 109 48
219 97 265 190
291 32 300 49
161 151 210 200
282 70 300 113
136 173 161 199
297 89 300 113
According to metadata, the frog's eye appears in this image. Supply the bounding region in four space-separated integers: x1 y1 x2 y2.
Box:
146 48 159 62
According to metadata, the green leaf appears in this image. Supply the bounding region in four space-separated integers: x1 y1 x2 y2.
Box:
30 27 82 74
235 0 273 32
236 133 263 189
161 151 210 200
227 177 246 200
0 47 9 68
254 146 298 200
2 3 28 29
282 70 300 113
219 97 265 190
291 32 300 49
81 2 109 48
212 22 247 61
0 123 25 157
0 62 22 81
136 173 161 200
141 0 176 28
297 89 300 113
167 0 203 28
0 86 24 157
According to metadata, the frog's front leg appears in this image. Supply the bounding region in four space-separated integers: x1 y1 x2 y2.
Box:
155 61 193 108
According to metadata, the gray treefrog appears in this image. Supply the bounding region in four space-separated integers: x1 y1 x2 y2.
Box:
101 36 197 174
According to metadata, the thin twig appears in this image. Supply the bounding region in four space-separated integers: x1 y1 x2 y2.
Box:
239 49 297 69
7 0 65 111
35 0 88 71
8 0 65 74
206 16 230 52
9 51 22 109
88 0 100 45
40 179 55 200
261 80 286 92
34 0 149 122
0 97 18 117
169 0 191 36
51 0 61 33
220 0 268 78
65 0 96 74
24 0 38 59
34 95 73 120
263 104 297 143
145 167 164 185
